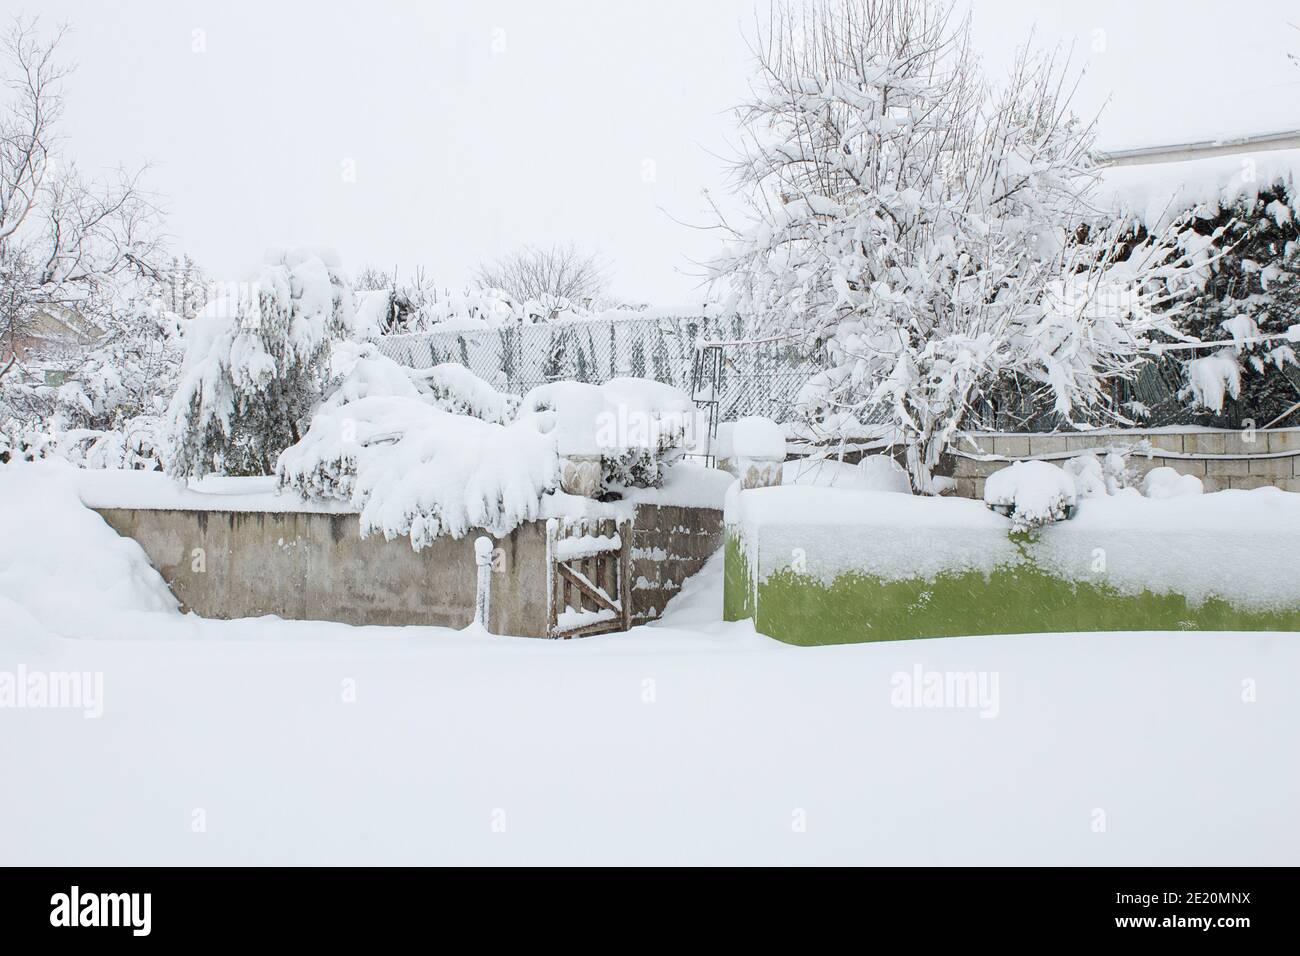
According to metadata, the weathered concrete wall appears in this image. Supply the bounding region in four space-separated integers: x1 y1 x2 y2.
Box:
95 503 726 636
628 505 725 625
951 427 1300 499
94 508 551 636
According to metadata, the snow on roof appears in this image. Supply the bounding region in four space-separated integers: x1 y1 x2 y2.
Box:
1094 146 1300 232
1097 128 1300 164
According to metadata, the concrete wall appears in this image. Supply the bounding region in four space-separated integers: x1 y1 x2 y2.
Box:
95 508 552 636
95 503 726 637
951 427 1300 500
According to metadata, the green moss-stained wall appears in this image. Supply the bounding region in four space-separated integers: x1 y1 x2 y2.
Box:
724 529 1300 645
722 533 755 623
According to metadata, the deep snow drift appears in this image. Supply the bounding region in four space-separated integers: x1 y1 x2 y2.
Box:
1 460 1296 865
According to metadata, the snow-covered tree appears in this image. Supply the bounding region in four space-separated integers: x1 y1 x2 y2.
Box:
44 294 183 469
1 264 190 469
166 248 353 477
0 19 162 384
474 243 612 313
710 0 1204 490
352 265 437 336
159 254 208 321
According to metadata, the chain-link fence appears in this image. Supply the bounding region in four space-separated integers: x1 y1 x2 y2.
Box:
373 315 1286 431
372 314 824 424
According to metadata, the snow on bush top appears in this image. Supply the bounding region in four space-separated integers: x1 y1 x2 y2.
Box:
353 289 394 340
521 378 694 449
782 455 911 493
351 408 557 549
855 455 912 494
983 461 1078 532
324 342 517 425
521 377 696 489
1141 466 1204 499
278 396 557 549
731 416 786 460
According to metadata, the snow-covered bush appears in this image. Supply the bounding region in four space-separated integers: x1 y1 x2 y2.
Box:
984 461 1077 532
386 287 596 332
277 346 550 546
322 341 517 424
278 345 520 504
855 455 913 494
1102 165 1300 426
279 363 697 546
1062 451 1135 498
167 248 353 477
1142 466 1204 499
418 363 517 424
1063 452 1201 501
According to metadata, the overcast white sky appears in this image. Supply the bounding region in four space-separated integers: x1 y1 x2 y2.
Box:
13 0 1300 302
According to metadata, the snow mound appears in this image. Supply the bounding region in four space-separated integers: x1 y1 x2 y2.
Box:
855 455 912 493
732 416 786 460
353 289 392 340
324 341 429 407
1142 466 1205 499
984 460 1078 532
522 378 695 452
521 378 696 489
0 461 178 641
782 455 911 493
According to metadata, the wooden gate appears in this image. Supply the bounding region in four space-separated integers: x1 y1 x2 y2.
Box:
545 517 632 638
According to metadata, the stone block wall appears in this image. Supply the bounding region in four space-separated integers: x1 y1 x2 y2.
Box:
950 428 1300 500
628 504 725 626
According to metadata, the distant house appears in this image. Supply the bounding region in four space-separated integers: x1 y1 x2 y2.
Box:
2 307 104 386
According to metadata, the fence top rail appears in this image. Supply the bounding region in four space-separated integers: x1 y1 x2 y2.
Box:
374 312 732 343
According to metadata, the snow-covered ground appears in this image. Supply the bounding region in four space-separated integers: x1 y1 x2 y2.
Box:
2 463 1297 865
